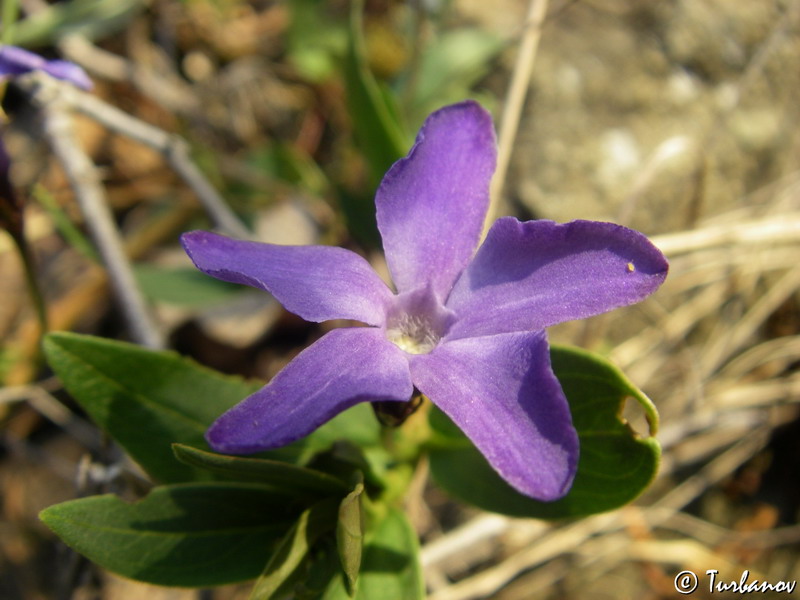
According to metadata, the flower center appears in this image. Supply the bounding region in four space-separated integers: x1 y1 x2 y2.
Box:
384 286 454 355
386 314 441 354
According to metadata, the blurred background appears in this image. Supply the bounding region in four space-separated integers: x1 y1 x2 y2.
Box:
1 0 799 598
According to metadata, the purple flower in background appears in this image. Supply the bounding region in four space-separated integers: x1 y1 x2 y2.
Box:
0 45 92 90
182 101 668 501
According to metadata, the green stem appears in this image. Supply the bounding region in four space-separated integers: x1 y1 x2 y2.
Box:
11 231 49 334
33 184 99 263
400 2 427 110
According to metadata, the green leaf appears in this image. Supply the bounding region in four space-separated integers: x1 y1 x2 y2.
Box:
258 142 331 196
43 332 384 483
360 508 424 600
410 29 504 127
344 0 408 182
305 441 387 494
43 332 260 483
249 498 340 600
134 265 243 307
173 444 351 497
341 0 408 246
305 404 383 452
39 483 302 587
10 0 144 46
295 540 345 600
287 0 348 82
323 507 423 600
337 481 364 594
2 0 20 44
428 344 661 519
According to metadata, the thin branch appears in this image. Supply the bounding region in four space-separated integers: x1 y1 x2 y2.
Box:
422 514 515 569
166 139 252 239
483 0 549 237
22 73 165 348
650 213 800 256
58 34 200 116
56 83 251 239
20 0 199 115
700 264 800 377
0 380 99 448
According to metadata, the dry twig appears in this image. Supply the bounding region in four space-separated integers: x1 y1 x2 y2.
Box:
19 73 165 349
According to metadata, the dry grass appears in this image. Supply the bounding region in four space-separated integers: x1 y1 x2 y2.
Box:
419 1 800 596
1 0 799 599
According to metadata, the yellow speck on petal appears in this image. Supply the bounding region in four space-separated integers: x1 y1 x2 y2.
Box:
626 262 635 273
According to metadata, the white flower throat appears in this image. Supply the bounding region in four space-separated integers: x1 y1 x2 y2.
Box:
386 314 441 354
385 287 454 355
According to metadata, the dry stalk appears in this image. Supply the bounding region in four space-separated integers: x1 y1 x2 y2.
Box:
483 0 549 235
651 214 800 257
21 73 164 349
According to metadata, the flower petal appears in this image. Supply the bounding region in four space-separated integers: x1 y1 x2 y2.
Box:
376 100 496 296
446 218 668 339
43 60 93 90
409 330 578 501
182 231 394 326
207 328 413 453
0 46 92 89
0 46 45 76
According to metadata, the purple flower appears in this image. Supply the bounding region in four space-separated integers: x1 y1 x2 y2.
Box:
181 101 668 501
0 45 92 90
